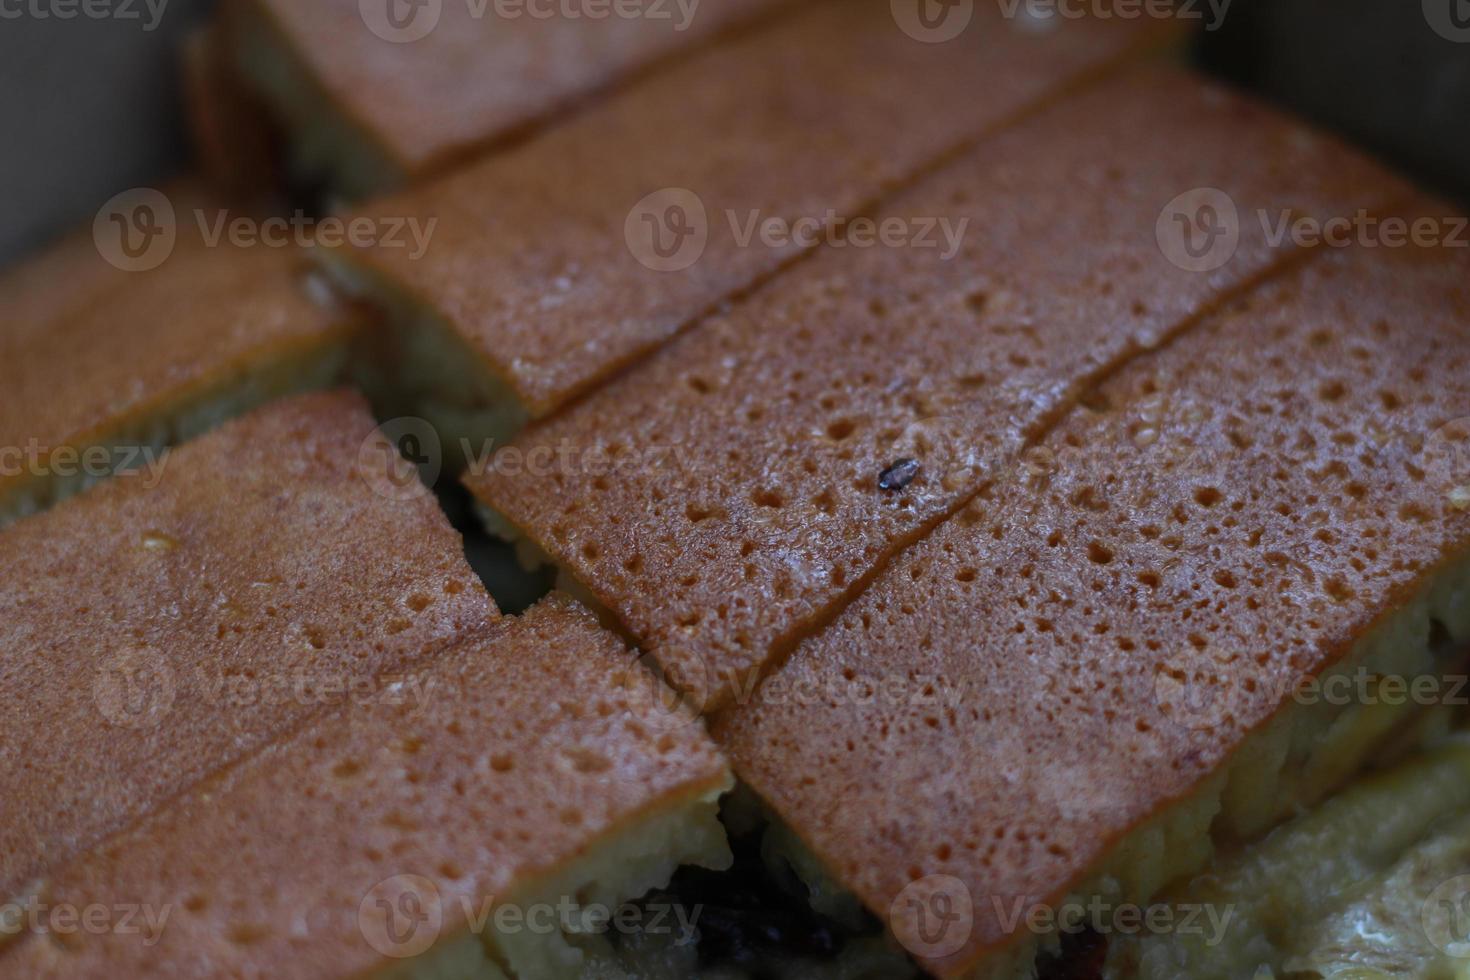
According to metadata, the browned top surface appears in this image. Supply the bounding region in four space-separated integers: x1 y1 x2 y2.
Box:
345 0 1172 414
0 205 358 502
0 225 130 331
717 223 1470 975
0 391 499 899
468 67 1410 709
242 0 787 176
0 595 729 979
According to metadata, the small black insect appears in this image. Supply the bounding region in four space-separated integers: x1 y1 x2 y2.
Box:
878 458 920 491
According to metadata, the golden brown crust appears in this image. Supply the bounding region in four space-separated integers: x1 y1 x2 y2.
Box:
717 217 1470 975
343 0 1175 415
0 595 729 979
235 0 787 178
467 66 1412 710
0 391 499 900
0 218 359 509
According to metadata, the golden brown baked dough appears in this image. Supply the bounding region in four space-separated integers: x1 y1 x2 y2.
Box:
226 0 788 193
718 220 1470 976
0 595 731 980
0 391 498 902
0 199 361 524
331 0 1177 422
467 67 1412 710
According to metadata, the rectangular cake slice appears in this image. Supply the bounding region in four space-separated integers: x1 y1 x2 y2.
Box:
325 0 1178 442
716 218 1470 977
0 391 498 902
223 0 789 197
466 67 1412 710
0 596 733 980
0 189 361 526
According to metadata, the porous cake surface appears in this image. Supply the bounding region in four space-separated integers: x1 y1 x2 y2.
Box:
717 229 1470 975
340 0 1173 415
234 0 786 179
0 232 359 515
469 67 1411 708
0 595 731 979
0 391 498 900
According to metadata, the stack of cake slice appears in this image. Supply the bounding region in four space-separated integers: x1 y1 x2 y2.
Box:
0 393 733 979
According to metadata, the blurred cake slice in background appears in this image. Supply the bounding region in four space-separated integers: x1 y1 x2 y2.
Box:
0 391 498 902
0 595 732 980
222 0 791 198
324 0 1180 451
181 24 279 198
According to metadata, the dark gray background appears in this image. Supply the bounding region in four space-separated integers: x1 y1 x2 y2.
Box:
0 0 213 265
